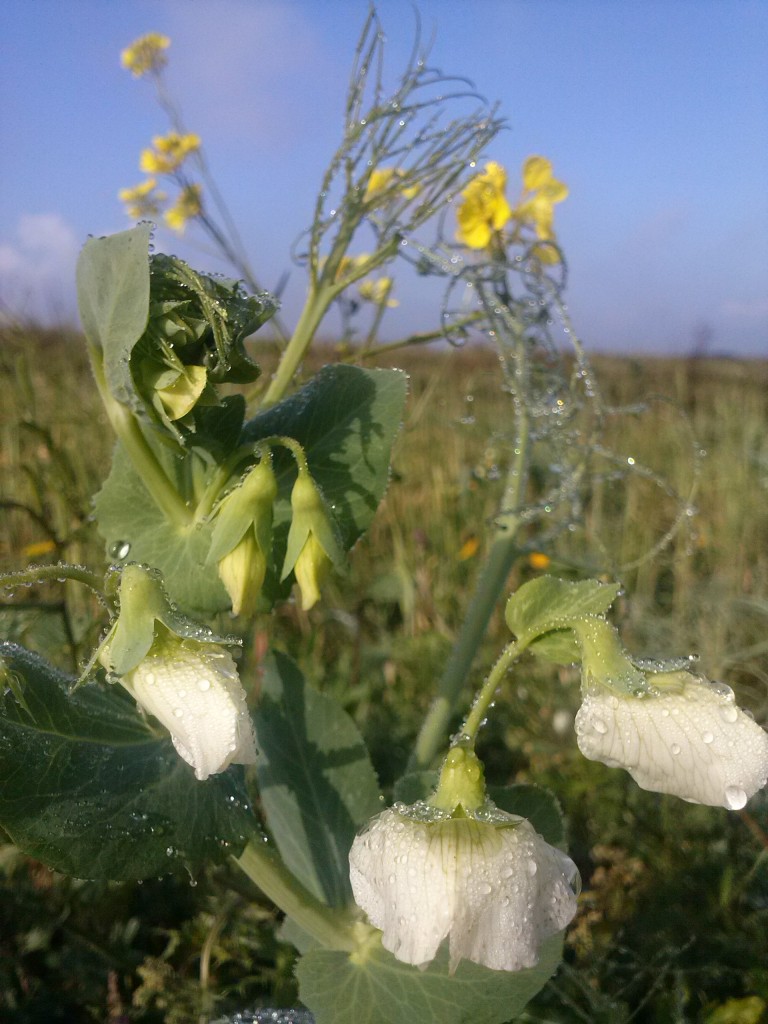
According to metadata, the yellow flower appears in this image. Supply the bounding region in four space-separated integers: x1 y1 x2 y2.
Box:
528 551 551 571
22 539 56 559
358 277 398 307
458 535 480 561
365 167 421 205
118 178 165 220
120 33 170 77
140 133 201 175
455 161 513 250
164 184 203 233
513 156 568 242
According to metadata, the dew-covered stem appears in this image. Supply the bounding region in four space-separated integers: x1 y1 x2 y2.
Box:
410 318 532 770
234 840 357 951
89 345 192 529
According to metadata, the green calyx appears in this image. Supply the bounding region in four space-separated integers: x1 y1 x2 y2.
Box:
429 745 487 815
281 470 344 584
572 617 647 697
101 564 240 676
208 458 278 565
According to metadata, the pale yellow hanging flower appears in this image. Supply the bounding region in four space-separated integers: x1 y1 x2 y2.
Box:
455 161 513 250
120 33 171 77
140 133 202 175
118 178 166 220
358 277 398 307
164 184 203 233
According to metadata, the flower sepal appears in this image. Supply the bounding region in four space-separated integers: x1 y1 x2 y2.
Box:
208 458 278 617
281 470 345 610
101 563 240 678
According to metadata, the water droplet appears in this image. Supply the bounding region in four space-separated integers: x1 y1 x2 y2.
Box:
197 678 211 692
719 706 739 724
724 785 747 810
109 540 131 560
592 718 608 735
527 859 538 876
173 707 184 718
671 743 681 755
702 731 714 744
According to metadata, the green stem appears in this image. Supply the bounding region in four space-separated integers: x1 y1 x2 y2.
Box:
234 841 357 951
410 327 532 770
347 312 485 363
409 527 521 770
89 348 192 529
461 639 523 742
262 284 337 407
0 563 106 598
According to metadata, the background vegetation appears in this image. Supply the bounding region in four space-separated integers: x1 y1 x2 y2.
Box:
1 326 767 1023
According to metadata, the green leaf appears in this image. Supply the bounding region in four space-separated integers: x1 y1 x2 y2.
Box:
528 628 582 666
296 933 563 1024
0 643 255 881
94 443 229 616
94 365 408 616
253 650 382 907
488 784 566 847
76 225 151 406
243 363 408 548
392 769 438 805
506 575 621 647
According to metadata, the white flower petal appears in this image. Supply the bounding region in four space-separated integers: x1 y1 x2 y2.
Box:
122 640 257 781
349 807 578 972
575 677 768 808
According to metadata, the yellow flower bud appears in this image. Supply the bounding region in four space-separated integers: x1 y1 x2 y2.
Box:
217 531 267 619
293 531 332 611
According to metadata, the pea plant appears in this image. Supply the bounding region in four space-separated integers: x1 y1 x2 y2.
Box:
1 12 766 1024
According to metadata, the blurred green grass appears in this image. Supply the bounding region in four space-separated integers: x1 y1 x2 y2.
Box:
1 327 767 1022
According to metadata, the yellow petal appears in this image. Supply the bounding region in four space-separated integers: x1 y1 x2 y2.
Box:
522 156 554 191
156 364 207 420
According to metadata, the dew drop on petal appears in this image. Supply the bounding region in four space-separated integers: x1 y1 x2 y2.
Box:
593 718 608 735
702 731 714 744
719 706 739 724
671 743 681 755
197 678 211 692
724 785 747 810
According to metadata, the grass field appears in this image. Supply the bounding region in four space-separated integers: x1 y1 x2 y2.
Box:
1 327 767 1023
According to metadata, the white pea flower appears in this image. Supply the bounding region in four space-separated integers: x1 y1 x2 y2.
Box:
119 631 257 781
349 746 578 973
96 564 256 781
350 806 577 973
575 672 768 809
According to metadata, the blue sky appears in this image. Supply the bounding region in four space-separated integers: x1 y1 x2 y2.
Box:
2 0 767 355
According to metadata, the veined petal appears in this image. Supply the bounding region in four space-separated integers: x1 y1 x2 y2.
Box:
575 676 768 808
121 638 257 781
349 807 577 973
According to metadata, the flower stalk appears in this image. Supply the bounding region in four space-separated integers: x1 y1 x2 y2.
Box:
89 345 192 529
235 840 357 951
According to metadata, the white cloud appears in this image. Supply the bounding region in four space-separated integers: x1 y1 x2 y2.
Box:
0 213 80 326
